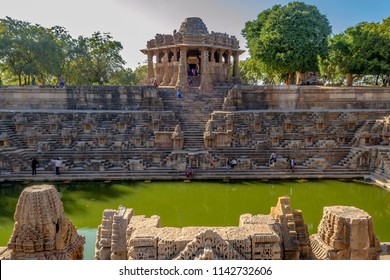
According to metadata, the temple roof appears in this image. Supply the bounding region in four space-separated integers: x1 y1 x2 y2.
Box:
141 17 244 53
177 17 209 36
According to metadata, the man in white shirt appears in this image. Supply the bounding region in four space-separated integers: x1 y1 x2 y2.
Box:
51 158 62 175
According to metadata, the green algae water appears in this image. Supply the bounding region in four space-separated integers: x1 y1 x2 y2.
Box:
0 180 389 260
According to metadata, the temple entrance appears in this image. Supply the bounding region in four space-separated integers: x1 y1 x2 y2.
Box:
187 49 201 77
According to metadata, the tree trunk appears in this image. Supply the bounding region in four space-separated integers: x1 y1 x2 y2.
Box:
288 72 295 85
346 73 353 86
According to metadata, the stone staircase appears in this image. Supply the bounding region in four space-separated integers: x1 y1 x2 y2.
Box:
159 87 226 150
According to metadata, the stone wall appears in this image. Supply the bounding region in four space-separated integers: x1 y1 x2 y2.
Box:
224 85 390 110
0 86 163 110
2 86 390 111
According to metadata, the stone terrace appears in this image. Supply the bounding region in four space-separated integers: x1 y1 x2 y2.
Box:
1 85 390 187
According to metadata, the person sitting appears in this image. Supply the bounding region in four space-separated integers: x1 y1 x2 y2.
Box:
230 158 237 169
269 152 277 165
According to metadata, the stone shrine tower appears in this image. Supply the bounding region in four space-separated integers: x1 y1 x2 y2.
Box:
7 185 85 260
141 17 245 91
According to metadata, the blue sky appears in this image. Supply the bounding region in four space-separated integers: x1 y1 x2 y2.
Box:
1 0 389 69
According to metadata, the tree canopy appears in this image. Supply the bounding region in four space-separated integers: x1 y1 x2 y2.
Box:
0 17 145 86
242 2 331 84
320 18 390 86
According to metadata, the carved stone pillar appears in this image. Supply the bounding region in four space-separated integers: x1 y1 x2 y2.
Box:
161 49 171 86
169 48 178 86
233 52 240 81
176 47 188 89
210 49 216 63
210 49 216 83
226 50 232 83
155 50 163 85
200 48 213 92
217 49 224 82
147 51 155 83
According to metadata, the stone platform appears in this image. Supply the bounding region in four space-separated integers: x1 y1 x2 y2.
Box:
0 85 390 187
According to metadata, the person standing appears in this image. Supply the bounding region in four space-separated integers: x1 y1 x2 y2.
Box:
51 158 62 175
290 157 295 173
31 157 38 175
177 88 182 99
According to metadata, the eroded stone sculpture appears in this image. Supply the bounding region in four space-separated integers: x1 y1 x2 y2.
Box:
310 206 381 260
6 184 85 260
95 196 384 260
95 196 308 260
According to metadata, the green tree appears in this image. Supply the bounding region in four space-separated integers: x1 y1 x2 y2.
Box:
0 17 35 85
132 64 148 85
239 58 264 85
322 18 390 86
242 2 331 84
84 32 125 84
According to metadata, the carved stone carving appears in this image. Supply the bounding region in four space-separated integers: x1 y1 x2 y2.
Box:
310 206 381 260
172 124 184 150
95 197 312 261
7 185 85 260
175 230 244 260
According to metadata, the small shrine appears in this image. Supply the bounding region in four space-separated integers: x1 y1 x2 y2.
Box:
141 17 245 91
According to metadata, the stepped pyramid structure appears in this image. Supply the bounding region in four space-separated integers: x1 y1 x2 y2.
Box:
0 18 390 188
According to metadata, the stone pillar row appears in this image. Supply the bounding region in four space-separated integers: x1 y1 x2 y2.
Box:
146 47 240 89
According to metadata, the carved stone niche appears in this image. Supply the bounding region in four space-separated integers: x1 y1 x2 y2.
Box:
112 141 127 151
284 119 293 132
358 132 372 146
288 140 303 150
238 129 250 145
347 122 356 130
37 141 50 152
83 114 95 133
118 123 128 133
271 137 280 147
83 123 93 133
49 123 58 133
48 115 60 133
155 131 172 148
225 114 234 131
13 114 27 133
61 128 73 147
215 131 232 148
337 136 346 144
95 128 111 147
253 114 262 131
26 128 41 148
305 136 314 146
0 133 11 148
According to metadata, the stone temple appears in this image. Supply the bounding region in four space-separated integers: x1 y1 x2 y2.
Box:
141 17 244 91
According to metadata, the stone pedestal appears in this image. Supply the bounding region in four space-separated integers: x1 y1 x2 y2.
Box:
310 206 381 260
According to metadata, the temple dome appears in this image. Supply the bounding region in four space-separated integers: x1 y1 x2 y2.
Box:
178 17 209 36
